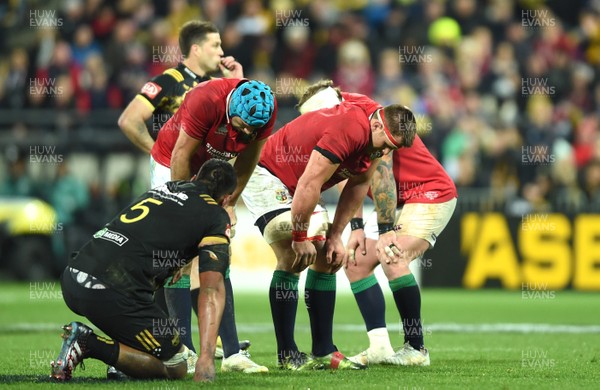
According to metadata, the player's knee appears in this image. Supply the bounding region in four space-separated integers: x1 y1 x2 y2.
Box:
345 262 370 282
310 256 341 274
162 345 189 379
263 210 329 244
159 338 187 363
349 252 378 279
381 260 411 280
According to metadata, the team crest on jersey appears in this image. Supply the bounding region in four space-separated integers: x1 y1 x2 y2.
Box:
93 228 129 246
275 189 289 203
424 191 439 200
141 82 162 99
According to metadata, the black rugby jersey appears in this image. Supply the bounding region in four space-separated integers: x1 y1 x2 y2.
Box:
136 63 209 139
70 181 230 300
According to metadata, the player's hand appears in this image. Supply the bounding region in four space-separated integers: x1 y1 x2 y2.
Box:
326 235 347 268
219 56 244 79
224 205 237 238
346 229 366 268
376 231 402 264
170 268 184 285
291 240 316 272
194 355 216 382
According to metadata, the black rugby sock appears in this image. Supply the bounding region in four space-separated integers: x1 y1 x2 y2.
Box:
164 287 195 352
350 275 387 331
87 333 120 366
390 274 424 350
218 277 241 358
269 270 299 361
305 269 337 357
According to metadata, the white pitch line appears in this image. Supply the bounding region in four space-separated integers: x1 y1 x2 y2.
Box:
2 323 600 334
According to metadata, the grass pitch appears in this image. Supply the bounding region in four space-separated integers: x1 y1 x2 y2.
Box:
0 283 599 389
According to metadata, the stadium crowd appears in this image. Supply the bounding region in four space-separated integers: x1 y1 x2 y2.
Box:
1 0 600 216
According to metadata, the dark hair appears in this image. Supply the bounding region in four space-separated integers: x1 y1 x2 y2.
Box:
178 21 219 58
383 105 417 148
195 159 237 199
295 79 342 111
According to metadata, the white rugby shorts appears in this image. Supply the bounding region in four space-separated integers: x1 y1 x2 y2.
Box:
150 155 171 188
363 198 457 247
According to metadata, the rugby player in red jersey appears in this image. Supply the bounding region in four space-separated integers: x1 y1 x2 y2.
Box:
241 83 417 370
298 80 457 367
151 77 276 373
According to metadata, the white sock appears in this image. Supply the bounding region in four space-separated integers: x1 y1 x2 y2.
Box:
367 327 393 353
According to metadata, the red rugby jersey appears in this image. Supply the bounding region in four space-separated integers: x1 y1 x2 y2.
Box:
392 135 457 205
341 92 381 116
151 78 277 174
259 102 374 195
339 92 456 205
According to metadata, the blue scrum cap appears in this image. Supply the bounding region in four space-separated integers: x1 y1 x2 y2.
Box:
229 80 274 127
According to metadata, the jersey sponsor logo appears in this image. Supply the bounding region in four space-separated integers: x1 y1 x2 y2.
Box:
93 228 129 246
151 185 189 202
206 142 238 161
141 82 162 99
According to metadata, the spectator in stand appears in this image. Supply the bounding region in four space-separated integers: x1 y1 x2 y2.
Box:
374 48 404 106
71 25 102 67
0 147 37 198
582 159 600 207
273 25 315 80
333 39 375 96
1 48 29 109
78 54 122 110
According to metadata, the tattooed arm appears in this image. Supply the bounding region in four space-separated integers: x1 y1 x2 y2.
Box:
372 152 397 225
372 152 401 264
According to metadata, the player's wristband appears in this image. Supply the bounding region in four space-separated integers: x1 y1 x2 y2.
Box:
292 230 308 242
350 218 364 231
378 223 395 235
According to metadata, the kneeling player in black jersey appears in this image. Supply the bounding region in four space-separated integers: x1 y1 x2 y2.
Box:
51 159 236 383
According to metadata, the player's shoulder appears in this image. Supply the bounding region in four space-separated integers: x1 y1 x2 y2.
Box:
328 103 370 129
205 77 243 92
199 198 231 229
187 78 240 108
138 71 179 99
161 67 185 83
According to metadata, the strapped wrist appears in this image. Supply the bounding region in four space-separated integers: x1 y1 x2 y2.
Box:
350 218 364 231
378 223 395 235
